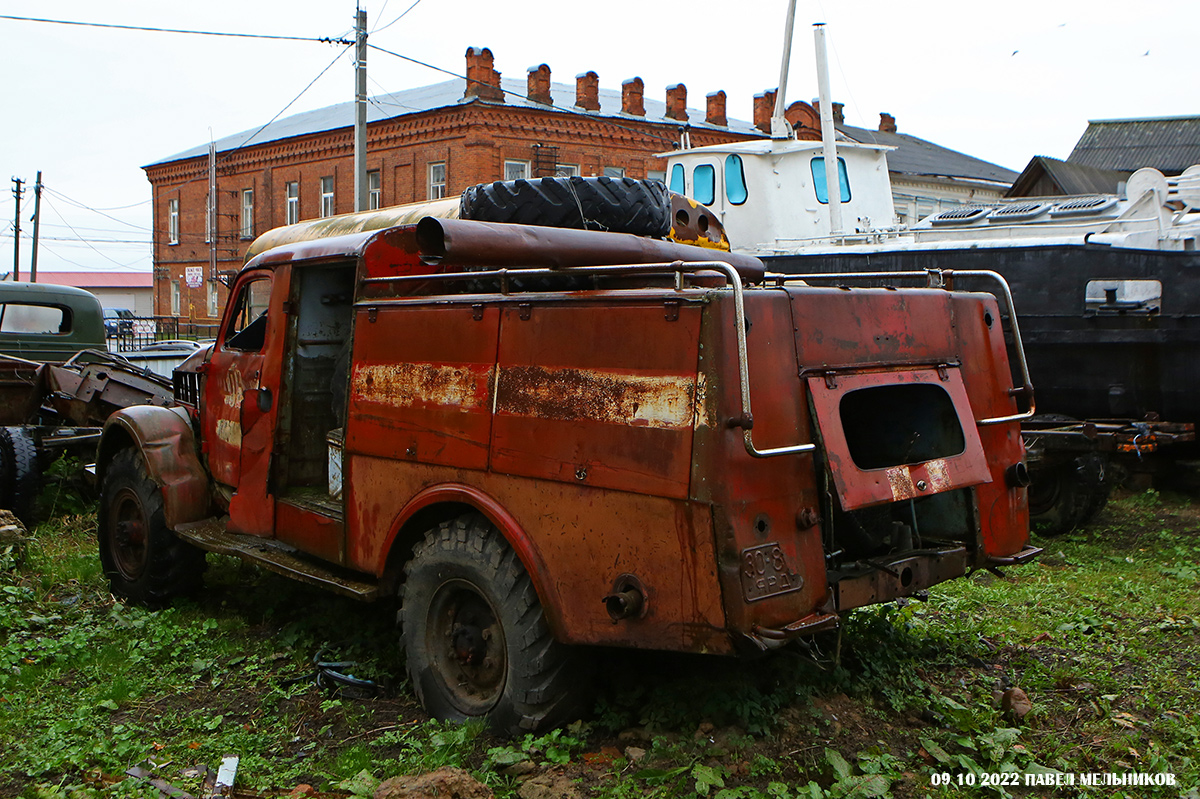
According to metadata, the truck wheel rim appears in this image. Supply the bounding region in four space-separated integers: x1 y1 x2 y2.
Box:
426 578 506 715
109 488 148 580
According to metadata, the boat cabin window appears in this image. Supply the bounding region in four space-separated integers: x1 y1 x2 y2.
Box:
725 155 748 205
694 164 716 206
810 156 852 204
669 163 684 194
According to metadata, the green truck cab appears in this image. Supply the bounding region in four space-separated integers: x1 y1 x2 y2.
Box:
0 282 107 363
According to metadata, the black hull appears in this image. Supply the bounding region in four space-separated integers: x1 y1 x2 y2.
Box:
766 244 1200 425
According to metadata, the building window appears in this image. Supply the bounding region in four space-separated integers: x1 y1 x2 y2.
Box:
368 170 381 210
204 193 211 243
320 176 335 218
504 160 530 181
240 189 254 239
603 166 626 179
555 164 580 178
167 199 179 245
207 281 219 318
428 162 446 200
646 169 666 183
286 182 300 225
170 281 181 316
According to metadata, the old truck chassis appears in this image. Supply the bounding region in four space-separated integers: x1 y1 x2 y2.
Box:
95 219 1038 732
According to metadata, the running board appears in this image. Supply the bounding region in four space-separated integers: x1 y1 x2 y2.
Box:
173 517 385 601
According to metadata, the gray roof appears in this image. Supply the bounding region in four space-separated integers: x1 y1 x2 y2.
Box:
1006 155 1130 197
148 77 760 167
837 123 1019 185
1067 116 1200 174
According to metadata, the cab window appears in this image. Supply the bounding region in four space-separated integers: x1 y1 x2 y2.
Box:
224 277 272 352
0 304 68 334
669 163 685 194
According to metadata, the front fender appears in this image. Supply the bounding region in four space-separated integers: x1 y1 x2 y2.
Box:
98 405 212 529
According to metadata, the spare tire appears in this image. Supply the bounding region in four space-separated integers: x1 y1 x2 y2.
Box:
460 176 671 237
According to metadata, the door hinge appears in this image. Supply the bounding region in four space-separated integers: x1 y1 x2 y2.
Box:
664 299 680 321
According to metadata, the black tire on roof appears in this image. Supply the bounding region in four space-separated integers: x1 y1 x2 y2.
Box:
460 176 672 237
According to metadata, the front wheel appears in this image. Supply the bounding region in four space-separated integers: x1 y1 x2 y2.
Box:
98 448 205 606
400 513 588 734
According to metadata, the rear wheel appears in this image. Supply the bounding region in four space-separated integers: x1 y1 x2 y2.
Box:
98 448 205 605
0 426 42 527
400 513 587 734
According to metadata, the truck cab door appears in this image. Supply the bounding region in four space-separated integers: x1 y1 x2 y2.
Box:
202 270 281 537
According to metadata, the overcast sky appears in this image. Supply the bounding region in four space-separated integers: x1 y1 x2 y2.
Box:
1 0 1194 275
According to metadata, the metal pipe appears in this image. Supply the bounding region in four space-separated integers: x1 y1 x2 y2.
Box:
771 0 798 139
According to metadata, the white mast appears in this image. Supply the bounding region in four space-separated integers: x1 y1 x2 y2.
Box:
814 23 843 235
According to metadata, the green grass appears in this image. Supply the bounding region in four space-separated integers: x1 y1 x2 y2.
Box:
2 487 1198 798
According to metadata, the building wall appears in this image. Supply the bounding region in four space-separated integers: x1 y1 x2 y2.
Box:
145 99 756 322
890 177 1010 226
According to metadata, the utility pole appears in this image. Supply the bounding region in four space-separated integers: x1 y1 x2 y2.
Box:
30 172 42 283
353 7 368 212
11 177 24 281
209 142 217 280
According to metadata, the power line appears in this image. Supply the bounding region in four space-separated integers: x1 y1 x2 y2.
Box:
372 0 424 34
0 14 353 45
43 187 151 232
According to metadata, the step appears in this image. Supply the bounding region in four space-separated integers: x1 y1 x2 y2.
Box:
173 517 384 601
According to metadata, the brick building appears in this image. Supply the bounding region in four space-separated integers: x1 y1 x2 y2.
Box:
142 46 769 322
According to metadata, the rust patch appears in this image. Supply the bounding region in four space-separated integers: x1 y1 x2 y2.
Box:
496 366 696 429
885 465 917 501
925 458 951 492
352 363 492 410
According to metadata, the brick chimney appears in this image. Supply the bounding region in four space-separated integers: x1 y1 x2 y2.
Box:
527 64 552 106
665 84 688 121
812 99 845 125
706 91 727 127
621 77 645 116
753 90 777 133
575 71 600 111
464 46 503 102
879 112 897 133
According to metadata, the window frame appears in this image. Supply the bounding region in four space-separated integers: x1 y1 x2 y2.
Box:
167 198 179 245
504 160 530 181
285 182 300 225
810 156 852 204
170 280 181 316
693 163 716 206
428 162 447 200
240 188 255 239
320 176 336 218
368 170 382 210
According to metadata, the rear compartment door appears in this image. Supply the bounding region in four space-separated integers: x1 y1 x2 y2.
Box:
807 367 991 510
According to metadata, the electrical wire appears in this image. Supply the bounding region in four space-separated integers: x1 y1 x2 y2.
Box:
0 14 353 45
371 0 424 35
42 196 149 269
42 187 151 232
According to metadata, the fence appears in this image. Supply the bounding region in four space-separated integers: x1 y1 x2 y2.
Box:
110 316 220 353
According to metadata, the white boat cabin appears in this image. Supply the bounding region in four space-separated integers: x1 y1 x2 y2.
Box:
661 138 899 251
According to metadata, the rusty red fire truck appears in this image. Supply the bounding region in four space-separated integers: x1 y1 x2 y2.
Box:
95 199 1038 732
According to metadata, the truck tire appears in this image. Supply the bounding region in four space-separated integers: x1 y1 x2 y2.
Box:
400 513 587 734
460 176 672 237
1028 460 1085 537
0 426 42 527
98 448 206 606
